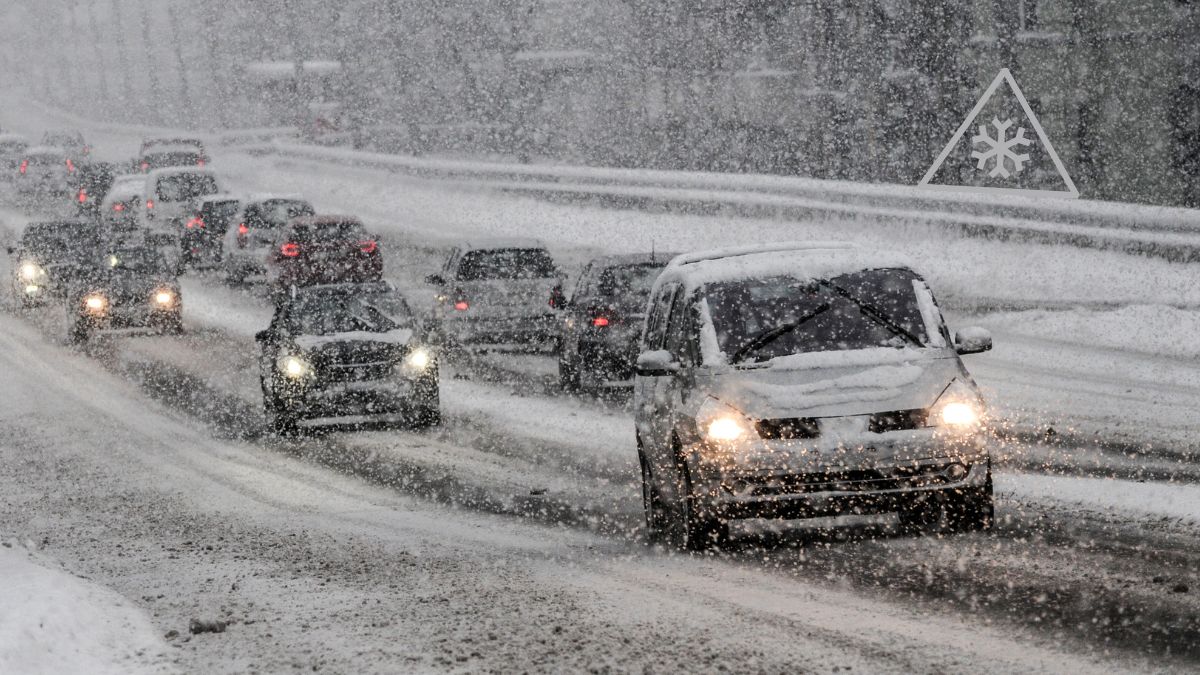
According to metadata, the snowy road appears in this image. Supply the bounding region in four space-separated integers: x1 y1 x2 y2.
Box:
2 104 1200 671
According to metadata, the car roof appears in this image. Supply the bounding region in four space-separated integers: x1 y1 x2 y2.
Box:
24 219 92 236
143 145 202 155
198 193 240 204
657 242 918 290
288 214 362 227
145 167 217 179
586 252 678 269
143 137 203 147
23 145 66 156
459 237 548 252
243 193 307 205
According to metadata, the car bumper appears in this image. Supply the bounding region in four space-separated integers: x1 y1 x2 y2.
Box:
278 377 438 421
444 314 560 346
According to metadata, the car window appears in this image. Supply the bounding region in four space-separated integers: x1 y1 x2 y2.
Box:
246 200 313 228
290 292 413 335
289 221 366 243
156 174 218 202
664 288 697 365
572 264 594 301
643 283 679 351
457 248 556 281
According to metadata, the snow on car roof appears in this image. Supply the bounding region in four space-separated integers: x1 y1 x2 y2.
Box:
587 252 678 268
461 236 548 251
145 166 217 179
0 133 27 142
662 242 919 289
243 193 307 204
22 145 66 157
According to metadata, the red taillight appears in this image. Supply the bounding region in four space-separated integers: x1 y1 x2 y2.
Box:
140 161 149 171
77 189 87 204
185 217 204 229
197 159 205 167
549 285 565 309
359 240 377 254
112 202 125 212
18 160 27 174
237 223 248 235
65 159 75 173
280 242 300 258
454 300 469 311
592 316 610 327
145 199 154 209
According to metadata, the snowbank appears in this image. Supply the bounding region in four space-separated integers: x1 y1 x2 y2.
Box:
998 473 1200 524
0 543 173 675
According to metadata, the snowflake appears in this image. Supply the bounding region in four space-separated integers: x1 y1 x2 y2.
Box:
971 117 1031 179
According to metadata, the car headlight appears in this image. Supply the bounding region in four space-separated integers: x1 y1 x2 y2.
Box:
19 262 43 281
24 284 40 294
396 346 433 377
84 294 107 312
153 289 175 306
696 397 756 443
276 354 311 379
928 380 985 430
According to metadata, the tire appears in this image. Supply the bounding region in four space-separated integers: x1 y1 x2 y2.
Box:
158 314 184 335
69 318 91 344
411 406 442 429
675 459 728 552
898 501 941 534
264 394 299 437
558 357 581 393
947 473 995 533
639 443 669 543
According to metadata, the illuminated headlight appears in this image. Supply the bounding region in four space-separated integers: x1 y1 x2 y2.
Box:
24 284 40 294
19 262 43 281
277 355 311 379
929 380 985 430
84 294 107 312
153 290 175 306
396 346 433 377
697 397 756 443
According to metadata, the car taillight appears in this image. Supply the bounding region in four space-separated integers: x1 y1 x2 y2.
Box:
18 160 27 174
549 285 566 309
65 159 75 173
112 202 125 212
185 217 204 229
141 161 149 171
359 240 377 254
196 159 205 167
280 242 300 257
454 300 469 311
237 223 248 235
145 199 154 209
77 189 87 204
592 316 610 327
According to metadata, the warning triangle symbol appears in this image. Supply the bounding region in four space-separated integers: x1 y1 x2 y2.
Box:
919 68 1079 198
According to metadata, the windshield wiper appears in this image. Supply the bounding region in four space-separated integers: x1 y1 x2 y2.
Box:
818 280 924 348
730 303 831 364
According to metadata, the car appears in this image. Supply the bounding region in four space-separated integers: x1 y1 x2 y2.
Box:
74 162 116 218
424 239 565 351
7 219 102 306
138 145 206 173
140 137 207 164
99 175 144 233
0 133 29 176
264 215 381 290
15 146 76 203
558 253 674 392
633 242 995 550
40 130 90 161
140 167 222 235
254 281 440 433
179 194 240 269
66 245 183 342
220 195 315 283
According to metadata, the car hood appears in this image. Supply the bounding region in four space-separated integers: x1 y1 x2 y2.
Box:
76 272 176 296
293 328 415 352
704 348 972 420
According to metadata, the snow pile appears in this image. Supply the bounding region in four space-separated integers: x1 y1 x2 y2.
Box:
999 473 1200 525
0 543 173 675
987 304 1200 360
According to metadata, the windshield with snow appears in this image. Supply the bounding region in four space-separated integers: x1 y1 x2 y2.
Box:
246 200 314 228
598 263 663 302
291 292 412 335
458 249 556 281
155 174 217 202
705 268 932 363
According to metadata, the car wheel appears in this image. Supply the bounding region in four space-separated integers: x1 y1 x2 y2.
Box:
225 264 244 285
676 459 728 552
265 395 299 437
411 406 442 429
897 501 942 534
69 318 91 344
946 475 995 533
558 357 581 393
639 443 669 543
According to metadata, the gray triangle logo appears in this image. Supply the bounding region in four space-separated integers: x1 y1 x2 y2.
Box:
919 68 1079 198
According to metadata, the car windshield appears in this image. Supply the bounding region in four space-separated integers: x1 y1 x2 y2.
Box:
597 263 664 302
202 201 241 226
156 173 218 202
105 249 170 274
22 225 100 261
247 200 314 228
703 268 933 364
291 292 413 336
25 154 64 167
458 248 556 281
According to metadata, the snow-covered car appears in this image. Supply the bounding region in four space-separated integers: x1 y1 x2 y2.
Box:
138 137 208 170
140 167 222 235
425 238 566 351
254 281 439 433
264 215 382 291
0 133 28 177
99 174 144 232
179 194 240 269
74 161 116 219
15 146 75 203
633 242 995 550
220 195 314 283
7 219 102 306
558 253 673 391
40 130 90 161
67 245 183 342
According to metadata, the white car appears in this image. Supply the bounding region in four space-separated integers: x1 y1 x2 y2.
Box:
0 133 28 178
140 167 222 235
633 242 995 550
15 145 75 202
100 174 145 232
220 194 314 283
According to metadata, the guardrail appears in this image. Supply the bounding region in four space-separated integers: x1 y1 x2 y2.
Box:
248 141 1200 263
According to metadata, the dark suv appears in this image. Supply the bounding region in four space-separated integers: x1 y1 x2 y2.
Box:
67 246 183 342
558 253 672 391
265 216 382 290
8 220 101 305
255 282 439 433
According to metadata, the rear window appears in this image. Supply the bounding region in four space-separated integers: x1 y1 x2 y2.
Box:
201 200 241 226
25 154 64 167
0 141 26 153
597 263 664 301
290 221 366 243
155 173 218 202
22 224 100 259
457 248 556 281
246 200 314 228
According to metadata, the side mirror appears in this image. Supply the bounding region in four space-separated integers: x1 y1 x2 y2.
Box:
254 329 274 344
5 246 12 255
635 349 680 377
954 327 992 355
424 273 445 286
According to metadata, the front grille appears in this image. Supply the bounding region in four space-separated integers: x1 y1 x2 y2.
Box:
739 464 956 496
756 417 820 440
323 360 393 383
869 409 928 433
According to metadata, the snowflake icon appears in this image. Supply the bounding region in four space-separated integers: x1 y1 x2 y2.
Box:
971 117 1031 178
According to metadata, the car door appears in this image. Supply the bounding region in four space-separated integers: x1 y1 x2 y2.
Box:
661 289 702 446
563 263 594 361
637 283 680 454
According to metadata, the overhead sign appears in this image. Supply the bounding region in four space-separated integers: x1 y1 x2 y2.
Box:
919 68 1078 198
